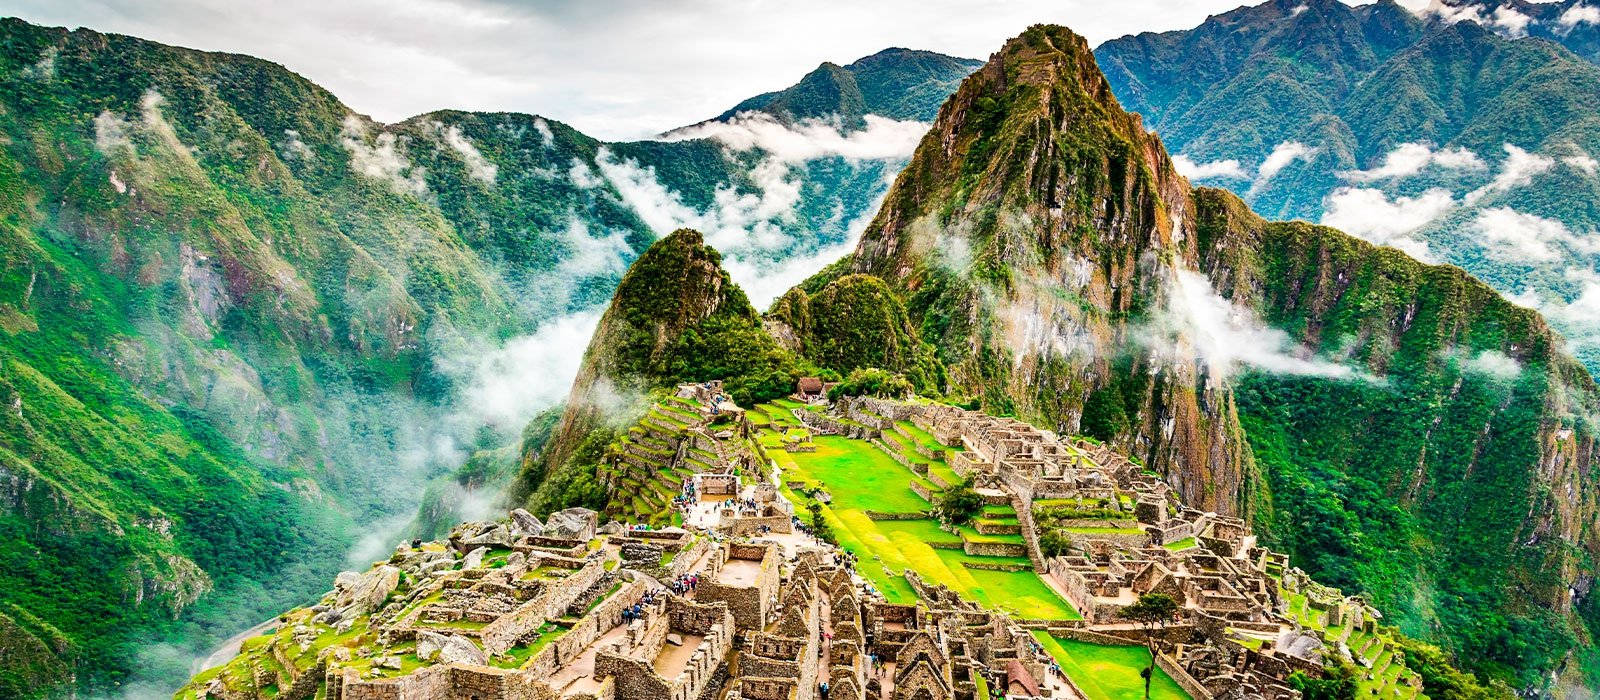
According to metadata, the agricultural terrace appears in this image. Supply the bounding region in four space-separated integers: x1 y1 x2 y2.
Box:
1033 633 1189 700
756 401 1080 621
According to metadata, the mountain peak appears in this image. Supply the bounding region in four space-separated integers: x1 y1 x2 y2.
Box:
709 47 981 126
850 23 1187 282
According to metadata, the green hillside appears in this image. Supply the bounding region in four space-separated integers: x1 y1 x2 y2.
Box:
0 17 974 697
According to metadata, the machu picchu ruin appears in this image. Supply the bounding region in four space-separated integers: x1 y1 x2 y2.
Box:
182 387 1434 700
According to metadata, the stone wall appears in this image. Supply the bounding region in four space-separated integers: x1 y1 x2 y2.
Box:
795 410 877 441
723 514 792 537
1156 653 1216 700
960 536 1027 558
697 544 778 633
480 551 610 654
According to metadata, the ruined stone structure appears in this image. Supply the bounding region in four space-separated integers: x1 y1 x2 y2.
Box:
191 395 1426 700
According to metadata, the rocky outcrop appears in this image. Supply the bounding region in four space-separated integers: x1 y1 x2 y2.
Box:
814 22 1600 678
331 566 399 618
828 25 1249 513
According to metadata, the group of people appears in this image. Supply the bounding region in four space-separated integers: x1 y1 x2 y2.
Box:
670 572 701 595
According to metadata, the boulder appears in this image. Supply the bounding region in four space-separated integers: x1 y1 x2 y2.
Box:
510 508 545 536
438 635 488 666
598 521 624 535
416 631 451 662
506 551 527 569
546 507 599 540
666 633 684 646
376 655 403 670
463 547 489 570
333 565 400 616
461 523 513 548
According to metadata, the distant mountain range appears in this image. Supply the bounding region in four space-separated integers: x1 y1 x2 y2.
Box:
1096 0 1600 369
0 16 975 697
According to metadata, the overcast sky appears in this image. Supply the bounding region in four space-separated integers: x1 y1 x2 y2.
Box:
1 0 1410 140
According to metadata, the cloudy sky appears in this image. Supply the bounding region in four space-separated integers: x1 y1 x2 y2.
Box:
0 0 1411 140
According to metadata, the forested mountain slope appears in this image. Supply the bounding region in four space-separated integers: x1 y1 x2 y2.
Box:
791 23 1600 688
0 17 974 697
1095 0 1600 370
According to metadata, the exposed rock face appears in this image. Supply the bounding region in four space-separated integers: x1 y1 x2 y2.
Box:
509 508 544 536
416 631 450 662
545 507 599 540
438 635 487 666
332 565 399 617
462 547 488 570
818 22 1600 674
831 25 1249 513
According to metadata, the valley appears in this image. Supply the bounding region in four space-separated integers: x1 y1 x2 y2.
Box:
5 2 1600 698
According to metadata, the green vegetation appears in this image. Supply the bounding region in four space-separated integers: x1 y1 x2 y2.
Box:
934 478 984 525
770 275 946 393
1033 633 1190 700
1120 593 1179 700
772 425 1077 620
828 367 917 401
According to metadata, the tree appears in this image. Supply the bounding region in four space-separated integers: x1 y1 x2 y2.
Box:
807 502 835 544
935 478 984 525
1289 660 1358 700
1119 592 1179 700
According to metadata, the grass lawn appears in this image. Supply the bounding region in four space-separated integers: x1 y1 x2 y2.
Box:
941 550 1079 620
1034 633 1190 700
875 518 962 544
895 420 949 451
1163 537 1197 551
777 433 1079 620
787 436 930 513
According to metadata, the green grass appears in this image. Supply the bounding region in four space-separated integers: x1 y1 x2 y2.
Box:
936 550 1077 619
788 436 931 513
1033 633 1191 700
778 433 1077 620
1163 537 1197 551
895 420 950 451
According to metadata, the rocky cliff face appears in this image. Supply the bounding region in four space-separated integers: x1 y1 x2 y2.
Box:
833 25 1250 514
822 23 1600 684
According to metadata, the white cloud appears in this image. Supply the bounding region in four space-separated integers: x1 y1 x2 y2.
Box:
1338 142 1486 183
1490 6 1534 37
664 112 929 162
1471 207 1600 263
22 45 56 81
1441 347 1522 381
1320 187 1455 259
438 123 498 183
1521 268 1600 348
1251 141 1318 193
1465 144 1554 205
1172 154 1248 180
1559 4 1600 30
568 158 605 189
439 308 604 431
339 115 429 197
595 145 805 253
93 110 132 155
1422 0 1487 25
1143 269 1365 381
533 117 555 148
281 128 314 161
1564 153 1599 175
6 0 1298 140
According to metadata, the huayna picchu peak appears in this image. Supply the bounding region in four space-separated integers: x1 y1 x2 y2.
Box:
806 23 1600 690
6 4 1600 700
